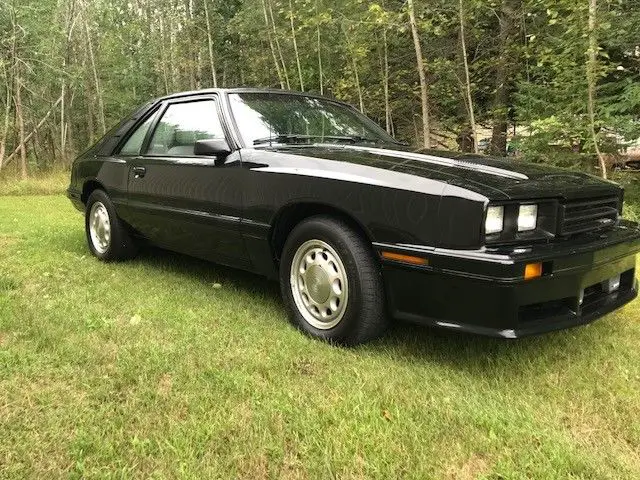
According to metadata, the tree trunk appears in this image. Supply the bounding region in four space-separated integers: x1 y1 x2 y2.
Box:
8 1 27 179
2 2 18 171
382 27 391 134
168 17 178 92
187 0 196 90
204 0 218 88
84 77 95 145
83 8 106 135
459 0 478 153
262 0 285 88
316 23 323 94
59 0 77 164
222 58 228 87
342 24 364 113
195 49 202 90
47 125 57 165
0 65 11 170
31 128 41 169
587 0 607 179
66 87 76 157
60 79 66 159
489 0 516 156
407 0 430 149
288 0 304 91
352 56 364 113
267 0 290 89
315 0 323 94
159 17 170 94
3 95 63 169
14 77 27 179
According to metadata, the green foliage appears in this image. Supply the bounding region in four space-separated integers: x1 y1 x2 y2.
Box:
515 0 640 164
0 169 69 196
614 171 640 222
0 0 638 175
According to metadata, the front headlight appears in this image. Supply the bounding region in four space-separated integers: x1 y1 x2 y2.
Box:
518 204 538 231
484 200 556 244
485 205 504 234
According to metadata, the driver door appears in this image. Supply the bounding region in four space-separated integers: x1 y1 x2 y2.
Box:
123 96 249 268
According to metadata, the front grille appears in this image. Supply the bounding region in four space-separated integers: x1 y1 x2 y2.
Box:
558 196 619 236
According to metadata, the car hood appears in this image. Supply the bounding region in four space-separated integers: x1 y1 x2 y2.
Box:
266 144 620 201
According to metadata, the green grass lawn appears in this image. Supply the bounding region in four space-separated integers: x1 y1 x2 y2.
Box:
1 195 639 479
0 170 69 197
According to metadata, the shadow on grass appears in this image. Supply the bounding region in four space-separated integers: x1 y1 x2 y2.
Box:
122 245 600 372
370 322 598 373
133 246 281 298
53 227 600 373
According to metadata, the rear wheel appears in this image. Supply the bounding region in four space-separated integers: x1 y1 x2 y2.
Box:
85 189 138 261
280 216 387 345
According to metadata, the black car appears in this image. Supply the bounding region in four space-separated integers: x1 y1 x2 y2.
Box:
67 88 640 345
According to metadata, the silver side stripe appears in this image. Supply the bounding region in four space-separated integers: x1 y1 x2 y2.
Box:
251 166 388 186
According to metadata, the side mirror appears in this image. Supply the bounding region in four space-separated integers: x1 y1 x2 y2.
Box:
194 139 232 160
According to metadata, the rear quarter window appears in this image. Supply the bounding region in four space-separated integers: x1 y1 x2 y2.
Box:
118 113 158 156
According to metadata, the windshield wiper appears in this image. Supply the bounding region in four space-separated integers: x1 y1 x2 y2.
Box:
252 134 381 146
331 135 380 144
253 134 315 145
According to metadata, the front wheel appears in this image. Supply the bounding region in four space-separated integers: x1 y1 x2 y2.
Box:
280 216 388 345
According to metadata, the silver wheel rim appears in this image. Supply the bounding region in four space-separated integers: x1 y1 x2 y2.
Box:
290 239 349 330
89 201 111 254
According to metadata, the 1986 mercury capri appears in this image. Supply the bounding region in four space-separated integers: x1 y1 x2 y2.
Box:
67 88 640 345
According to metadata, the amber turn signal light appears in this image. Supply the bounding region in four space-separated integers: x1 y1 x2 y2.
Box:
381 251 428 266
524 262 542 280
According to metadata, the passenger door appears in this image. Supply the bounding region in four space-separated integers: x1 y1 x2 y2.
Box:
120 96 248 268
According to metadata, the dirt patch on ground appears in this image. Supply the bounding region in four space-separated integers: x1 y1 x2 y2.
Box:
156 373 173 397
0 234 18 249
446 454 491 480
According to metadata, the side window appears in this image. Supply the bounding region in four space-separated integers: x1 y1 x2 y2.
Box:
147 100 224 156
119 112 157 156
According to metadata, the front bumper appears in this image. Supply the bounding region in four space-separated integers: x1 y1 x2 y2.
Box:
66 187 84 212
376 220 640 338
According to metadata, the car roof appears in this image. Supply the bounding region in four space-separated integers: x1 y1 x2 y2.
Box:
155 88 348 105
91 88 357 157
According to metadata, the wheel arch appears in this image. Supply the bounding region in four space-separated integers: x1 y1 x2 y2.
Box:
269 202 375 264
81 179 107 205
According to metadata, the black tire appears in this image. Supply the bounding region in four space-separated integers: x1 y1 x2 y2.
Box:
279 215 387 346
85 189 138 261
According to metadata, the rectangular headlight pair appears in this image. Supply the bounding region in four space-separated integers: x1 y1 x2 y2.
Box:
485 206 504 235
518 204 538 231
485 204 538 235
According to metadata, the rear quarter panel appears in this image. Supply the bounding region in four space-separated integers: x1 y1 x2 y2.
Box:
70 156 129 211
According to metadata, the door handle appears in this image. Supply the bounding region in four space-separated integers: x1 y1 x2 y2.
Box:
133 166 146 178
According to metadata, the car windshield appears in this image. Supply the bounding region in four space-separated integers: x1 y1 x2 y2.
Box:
228 92 400 147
